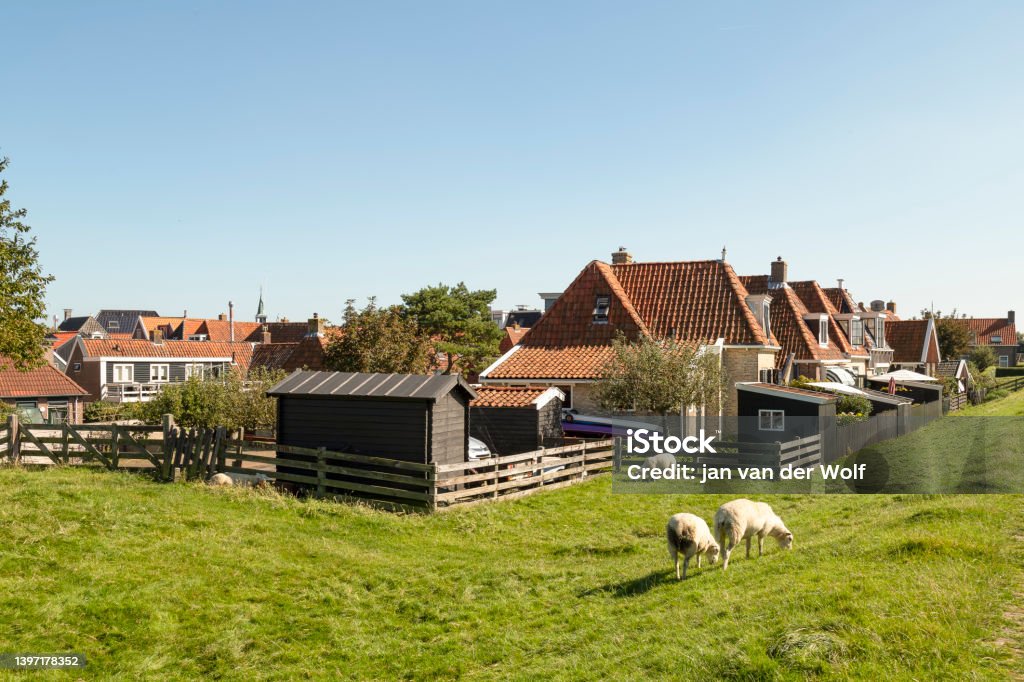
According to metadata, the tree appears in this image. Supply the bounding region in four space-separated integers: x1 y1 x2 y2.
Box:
1018 331 1023 347
968 346 996 373
922 309 971 360
324 298 431 374
594 333 728 417
0 157 54 368
400 282 502 375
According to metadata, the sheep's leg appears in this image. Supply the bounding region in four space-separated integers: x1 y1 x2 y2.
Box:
675 555 681 581
745 536 751 558
682 555 690 580
719 529 732 570
670 542 679 580
758 534 765 557
697 554 702 569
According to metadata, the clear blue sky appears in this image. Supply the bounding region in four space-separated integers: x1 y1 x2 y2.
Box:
3 1 1022 325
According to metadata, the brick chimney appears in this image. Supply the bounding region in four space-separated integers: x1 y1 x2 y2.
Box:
153 329 164 345
261 328 272 344
217 313 227 321
63 308 73 321
886 301 897 315
611 247 633 265
1009 310 1016 324
770 256 787 284
307 312 325 337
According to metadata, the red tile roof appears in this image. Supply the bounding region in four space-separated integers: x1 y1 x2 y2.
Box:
0 357 88 398
788 281 868 357
485 345 616 380
950 317 1017 346
249 336 328 372
741 277 845 368
197 319 264 343
80 339 255 369
470 385 559 408
887 320 940 364
499 326 529 354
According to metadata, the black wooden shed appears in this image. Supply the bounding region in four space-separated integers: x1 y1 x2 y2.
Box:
469 386 565 455
267 370 477 469
736 382 837 444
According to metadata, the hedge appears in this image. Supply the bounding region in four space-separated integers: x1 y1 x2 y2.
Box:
995 366 1024 377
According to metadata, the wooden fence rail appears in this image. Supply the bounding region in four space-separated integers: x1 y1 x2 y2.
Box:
2 415 614 510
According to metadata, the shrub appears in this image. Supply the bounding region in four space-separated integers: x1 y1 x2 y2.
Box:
984 389 1009 402
994 366 1024 378
83 401 144 423
836 394 872 421
968 346 996 372
139 367 286 431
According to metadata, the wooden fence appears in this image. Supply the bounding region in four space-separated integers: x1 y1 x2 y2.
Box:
1 415 614 511
681 434 824 470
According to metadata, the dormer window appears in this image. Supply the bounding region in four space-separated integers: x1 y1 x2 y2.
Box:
593 295 610 324
762 301 772 340
850 317 863 346
876 318 885 347
991 335 1002 344
818 315 829 347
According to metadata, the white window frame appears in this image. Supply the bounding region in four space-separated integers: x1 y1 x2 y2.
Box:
991 336 1002 344
112 364 134 384
999 356 1009 368
185 363 205 379
850 317 864 346
107 320 120 331
758 409 785 431
150 364 170 383
818 315 829 347
762 301 772 339
188 334 208 341
592 295 610 324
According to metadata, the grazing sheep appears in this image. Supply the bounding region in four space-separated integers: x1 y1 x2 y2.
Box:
207 472 271 488
714 499 793 570
642 452 676 472
666 513 720 580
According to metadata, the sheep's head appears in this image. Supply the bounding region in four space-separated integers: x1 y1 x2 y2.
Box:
777 531 794 550
707 542 721 564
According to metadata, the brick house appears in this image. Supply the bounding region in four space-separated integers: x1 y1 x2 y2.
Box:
1 357 89 424
951 312 1017 368
886 319 942 375
479 250 779 417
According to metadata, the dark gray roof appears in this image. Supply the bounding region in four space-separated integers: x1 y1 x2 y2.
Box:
505 310 542 328
267 370 477 401
58 316 105 335
95 309 159 333
936 360 966 377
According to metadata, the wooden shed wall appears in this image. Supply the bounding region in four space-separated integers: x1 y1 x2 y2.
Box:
430 391 468 466
470 399 563 456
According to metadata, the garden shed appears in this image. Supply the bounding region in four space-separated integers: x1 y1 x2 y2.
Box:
267 370 477 486
469 386 565 455
736 382 837 443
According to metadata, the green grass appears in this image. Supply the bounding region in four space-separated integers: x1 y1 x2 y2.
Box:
1 465 1022 680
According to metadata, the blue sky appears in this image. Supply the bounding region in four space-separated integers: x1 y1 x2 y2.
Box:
3 1 1022 325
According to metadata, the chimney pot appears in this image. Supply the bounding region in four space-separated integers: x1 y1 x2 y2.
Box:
886 301 897 314
63 308 73 321
611 247 633 265
837 278 845 290
770 257 788 284
261 329 272 344
218 313 227 321
153 329 164 345
1009 310 1016 324
308 314 325 337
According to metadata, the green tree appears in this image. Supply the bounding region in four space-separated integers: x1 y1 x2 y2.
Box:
400 282 502 375
0 157 54 368
922 309 971 360
967 346 996 372
324 298 430 374
594 333 728 417
139 367 285 430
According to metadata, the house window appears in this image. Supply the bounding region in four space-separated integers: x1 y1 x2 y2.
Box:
188 334 208 341
107 320 120 331
90 332 104 339
112 364 134 383
1000 356 1010 367
759 368 778 384
762 301 772 339
876 318 885 347
818 315 829 347
48 401 69 425
991 336 1002 344
185 363 205 379
592 295 610 324
150 364 169 383
72 362 82 372
759 409 785 432
851 317 864 346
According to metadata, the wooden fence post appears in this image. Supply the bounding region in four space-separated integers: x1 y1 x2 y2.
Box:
316 446 326 497
61 423 70 465
581 441 587 480
6 414 18 464
493 455 500 500
161 414 175 481
215 427 227 474
234 426 244 468
110 424 121 471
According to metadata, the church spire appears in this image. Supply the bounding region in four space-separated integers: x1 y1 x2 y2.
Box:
256 287 267 324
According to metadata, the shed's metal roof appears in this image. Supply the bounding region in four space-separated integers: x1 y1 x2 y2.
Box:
266 370 477 401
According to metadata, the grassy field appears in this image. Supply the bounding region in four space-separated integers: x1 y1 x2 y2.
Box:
1 391 1023 679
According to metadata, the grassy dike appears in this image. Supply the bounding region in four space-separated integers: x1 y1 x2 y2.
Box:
0 390 1023 679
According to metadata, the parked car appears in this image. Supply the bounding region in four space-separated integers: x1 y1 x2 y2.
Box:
468 436 492 461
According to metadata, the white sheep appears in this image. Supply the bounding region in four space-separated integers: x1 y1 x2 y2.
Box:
666 513 720 580
642 452 676 472
207 472 271 487
713 499 793 570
